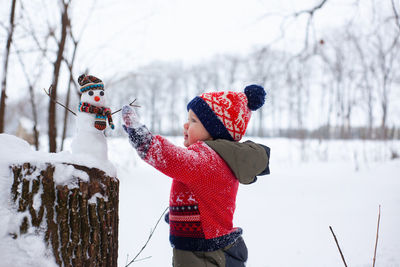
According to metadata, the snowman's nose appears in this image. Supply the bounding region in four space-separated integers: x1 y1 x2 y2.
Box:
94 96 100 102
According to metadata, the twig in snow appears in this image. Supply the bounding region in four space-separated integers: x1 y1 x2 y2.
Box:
372 205 381 267
329 226 348 267
125 206 169 267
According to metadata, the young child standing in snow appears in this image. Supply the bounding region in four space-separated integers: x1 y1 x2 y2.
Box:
122 85 270 267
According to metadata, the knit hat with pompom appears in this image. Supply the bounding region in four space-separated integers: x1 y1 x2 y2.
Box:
187 85 266 141
78 74 104 93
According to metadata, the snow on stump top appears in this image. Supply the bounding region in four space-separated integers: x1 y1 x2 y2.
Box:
0 134 119 267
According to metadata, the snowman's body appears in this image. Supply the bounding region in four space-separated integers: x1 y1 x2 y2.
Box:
71 86 109 160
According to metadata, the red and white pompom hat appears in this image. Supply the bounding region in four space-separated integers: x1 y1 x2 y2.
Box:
187 85 266 141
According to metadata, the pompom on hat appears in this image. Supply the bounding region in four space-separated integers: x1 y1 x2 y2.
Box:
187 84 266 141
78 74 104 93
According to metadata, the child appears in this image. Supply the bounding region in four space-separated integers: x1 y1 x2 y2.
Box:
122 85 270 267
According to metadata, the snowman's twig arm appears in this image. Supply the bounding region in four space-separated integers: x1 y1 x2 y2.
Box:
44 85 77 116
112 99 140 115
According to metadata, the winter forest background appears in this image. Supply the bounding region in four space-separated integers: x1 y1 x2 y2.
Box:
0 0 399 152
1 1 400 267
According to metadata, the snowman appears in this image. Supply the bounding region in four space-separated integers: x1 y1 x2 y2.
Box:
70 74 114 160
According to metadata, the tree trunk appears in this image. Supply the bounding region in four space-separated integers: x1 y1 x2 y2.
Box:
10 162 119 267
29 83 40 150
61 38 79 151
49 1 70 152
0 0 17 133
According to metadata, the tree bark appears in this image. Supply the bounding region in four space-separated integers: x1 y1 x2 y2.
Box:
0 0 17 133
10 162 119 267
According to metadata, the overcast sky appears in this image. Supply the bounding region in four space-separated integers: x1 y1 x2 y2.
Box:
73 0 360 74
0 0 373 100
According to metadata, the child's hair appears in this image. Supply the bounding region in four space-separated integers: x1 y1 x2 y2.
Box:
187 85 265 141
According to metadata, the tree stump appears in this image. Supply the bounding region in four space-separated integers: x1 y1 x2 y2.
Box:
9 162 119 267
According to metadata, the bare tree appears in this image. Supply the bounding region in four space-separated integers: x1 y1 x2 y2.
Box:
316 30 358 139
60 31 79 151
391 0 400 30
60 0 97 150
283 56 311 139
13 44 42 150
48 0 71 152
247 47 277 137
0 0 17 133
369 3 400 139
166 65 184 135
350 31 375 138
292 0 329 53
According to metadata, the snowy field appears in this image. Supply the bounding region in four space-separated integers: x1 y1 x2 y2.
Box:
1 135 399 267
111 137 400 267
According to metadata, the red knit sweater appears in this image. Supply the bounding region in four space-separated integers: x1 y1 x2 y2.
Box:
143 135 242 251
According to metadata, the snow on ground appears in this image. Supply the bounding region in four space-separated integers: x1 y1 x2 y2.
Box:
0 134 399 267
110 137 400 267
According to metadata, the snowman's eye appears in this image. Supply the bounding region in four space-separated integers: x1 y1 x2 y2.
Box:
88 91 94 96
100 91 104 96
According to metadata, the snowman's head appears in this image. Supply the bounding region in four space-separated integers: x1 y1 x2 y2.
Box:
81 89 106 106
78 74 107 107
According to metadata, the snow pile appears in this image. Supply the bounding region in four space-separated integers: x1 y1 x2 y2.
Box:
0 134 117 177
0 218 56 267
0 134 117 267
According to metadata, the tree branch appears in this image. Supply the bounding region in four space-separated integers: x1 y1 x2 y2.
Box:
372 205 381 267
0 21 7 31
19 0 53 63
12 41 41 149
294 0 329 17
125 206 169 267
392 0 400 31
329 226 348 267
294 0 329 52
44 85 77 116
112 99 141 115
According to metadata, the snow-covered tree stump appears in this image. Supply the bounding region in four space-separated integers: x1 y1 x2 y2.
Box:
9 162 119 267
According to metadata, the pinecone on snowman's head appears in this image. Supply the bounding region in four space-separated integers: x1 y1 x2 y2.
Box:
78 74 104 93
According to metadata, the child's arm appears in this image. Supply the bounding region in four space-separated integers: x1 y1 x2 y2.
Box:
122 105 153 159
122 105 214 183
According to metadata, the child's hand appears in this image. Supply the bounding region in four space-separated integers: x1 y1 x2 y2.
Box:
122 105 153 156
122 105 140 128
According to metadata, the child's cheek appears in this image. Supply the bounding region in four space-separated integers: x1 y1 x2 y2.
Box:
188 129 198 145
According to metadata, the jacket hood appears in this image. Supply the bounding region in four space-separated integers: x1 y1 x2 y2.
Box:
205 139 270 184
